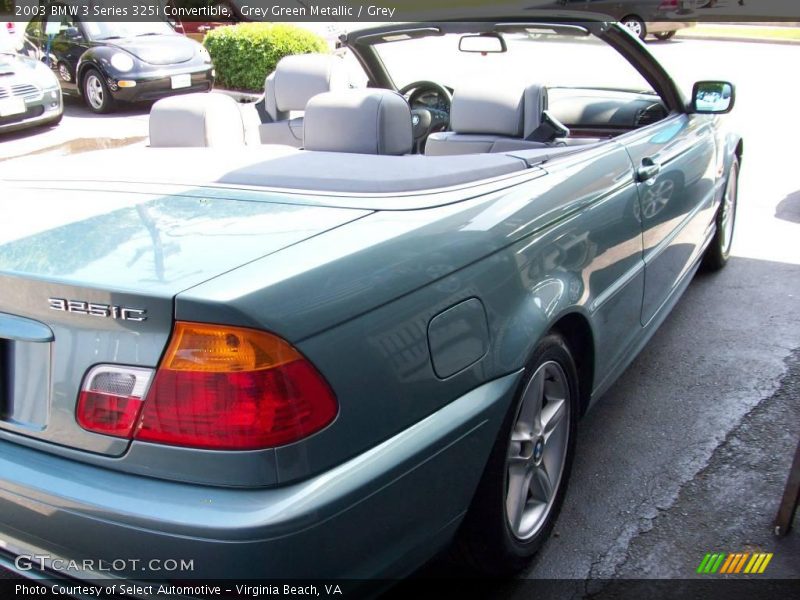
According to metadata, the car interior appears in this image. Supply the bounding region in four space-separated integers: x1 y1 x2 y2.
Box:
146 23 674 192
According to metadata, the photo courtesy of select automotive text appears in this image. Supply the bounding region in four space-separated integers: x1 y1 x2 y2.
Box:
0 0 798 598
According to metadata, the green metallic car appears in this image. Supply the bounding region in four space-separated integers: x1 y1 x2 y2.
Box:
0 16 740 586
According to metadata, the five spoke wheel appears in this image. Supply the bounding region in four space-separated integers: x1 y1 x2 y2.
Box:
505 361 570 540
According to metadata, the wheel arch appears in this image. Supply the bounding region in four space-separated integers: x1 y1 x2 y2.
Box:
548 311 595 418
76 53 109 97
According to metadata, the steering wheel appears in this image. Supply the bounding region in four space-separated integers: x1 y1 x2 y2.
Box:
398 80 453 153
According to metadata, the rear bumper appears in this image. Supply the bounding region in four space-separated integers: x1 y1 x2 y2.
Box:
647 21 694 34
0 372 519 581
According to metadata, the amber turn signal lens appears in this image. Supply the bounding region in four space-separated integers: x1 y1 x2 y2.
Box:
136 321 338 449
161 322 303 373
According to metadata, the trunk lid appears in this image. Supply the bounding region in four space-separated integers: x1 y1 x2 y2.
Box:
0 185 368 456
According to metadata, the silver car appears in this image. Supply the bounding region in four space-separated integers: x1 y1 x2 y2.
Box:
0 24 63 134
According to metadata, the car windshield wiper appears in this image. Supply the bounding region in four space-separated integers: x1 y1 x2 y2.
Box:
136 32 162 37
96 35 123 40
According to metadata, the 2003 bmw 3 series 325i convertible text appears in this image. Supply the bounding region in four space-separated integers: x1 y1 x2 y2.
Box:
0 17 740 583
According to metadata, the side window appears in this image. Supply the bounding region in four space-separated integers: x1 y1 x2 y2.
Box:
44 14 81 39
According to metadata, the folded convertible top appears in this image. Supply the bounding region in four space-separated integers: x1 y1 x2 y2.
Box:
0 145 558 195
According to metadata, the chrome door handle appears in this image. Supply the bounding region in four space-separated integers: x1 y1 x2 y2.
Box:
636 157 661 182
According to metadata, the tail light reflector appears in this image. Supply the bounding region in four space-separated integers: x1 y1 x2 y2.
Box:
77 366 154 437
133 322 338 450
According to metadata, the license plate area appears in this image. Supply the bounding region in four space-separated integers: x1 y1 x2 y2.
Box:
170 74 191 89
0 97 27 117
0 338 50 431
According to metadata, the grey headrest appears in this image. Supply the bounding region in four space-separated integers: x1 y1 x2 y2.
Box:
149 93 245 148
450 83 548 138
303 89 413 155
264 54 348 120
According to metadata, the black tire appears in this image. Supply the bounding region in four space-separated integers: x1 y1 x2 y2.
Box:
82 68 115 114
702 157 739 271
654 31 676 41
621 16 647 40
452 333 579 576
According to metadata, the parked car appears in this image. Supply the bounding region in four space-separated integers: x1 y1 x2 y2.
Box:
22 11 214 113
0 22 63 134
550 0 696 40
0 16 739 584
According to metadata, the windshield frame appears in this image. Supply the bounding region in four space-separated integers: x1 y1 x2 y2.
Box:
343 20 687 113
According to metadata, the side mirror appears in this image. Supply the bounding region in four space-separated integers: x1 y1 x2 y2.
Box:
458 33 507 54
65 26 82 40
692 81 735 114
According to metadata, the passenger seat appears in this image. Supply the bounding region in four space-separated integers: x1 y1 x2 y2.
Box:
425 83 564 156
258 54 350 147
303 89 412 155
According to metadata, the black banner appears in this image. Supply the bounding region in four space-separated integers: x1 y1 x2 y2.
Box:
1 578 800 600
4 0 800 23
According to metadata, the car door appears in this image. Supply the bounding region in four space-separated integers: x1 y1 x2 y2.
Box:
619 112 716 325
43 13 89 92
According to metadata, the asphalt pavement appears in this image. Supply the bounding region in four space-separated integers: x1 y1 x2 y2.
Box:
0 37 798 589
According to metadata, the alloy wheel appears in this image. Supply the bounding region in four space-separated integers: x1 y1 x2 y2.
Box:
85 74 105 110
719 162 738 256
505 361 571 540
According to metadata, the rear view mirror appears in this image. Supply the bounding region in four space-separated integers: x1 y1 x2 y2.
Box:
692 81 735 114
458 33 506 53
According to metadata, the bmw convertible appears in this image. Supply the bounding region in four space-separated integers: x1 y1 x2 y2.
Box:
0 16 739 585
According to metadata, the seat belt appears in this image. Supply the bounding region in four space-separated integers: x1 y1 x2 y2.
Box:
255 97 273 124
525 111 570 143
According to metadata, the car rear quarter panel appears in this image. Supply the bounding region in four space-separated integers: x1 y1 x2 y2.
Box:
177 143 644 484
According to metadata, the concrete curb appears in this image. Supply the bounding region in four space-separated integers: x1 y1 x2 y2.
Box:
676 33 800 45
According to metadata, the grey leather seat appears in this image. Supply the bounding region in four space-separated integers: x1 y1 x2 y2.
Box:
149 93 245 148
259 54 349 147
425 83 552 156
303 89 413 155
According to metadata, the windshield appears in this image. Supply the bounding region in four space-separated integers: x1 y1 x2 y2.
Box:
83 21 175 41
374 31 654 94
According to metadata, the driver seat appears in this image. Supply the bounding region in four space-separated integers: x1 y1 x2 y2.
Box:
425 83 556 156
258 54 349 147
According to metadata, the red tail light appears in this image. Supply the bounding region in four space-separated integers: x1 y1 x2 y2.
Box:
5 22 15 35
77 366 154 437
133 322 338 450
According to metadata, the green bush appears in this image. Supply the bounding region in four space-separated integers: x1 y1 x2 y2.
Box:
204 23 328 92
